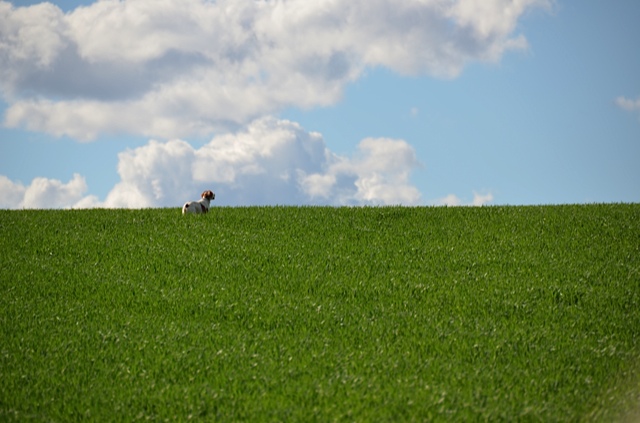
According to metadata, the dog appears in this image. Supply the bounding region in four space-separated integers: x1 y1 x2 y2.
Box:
182 190 215 214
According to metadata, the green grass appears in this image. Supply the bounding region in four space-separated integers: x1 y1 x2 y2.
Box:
1 205 639 421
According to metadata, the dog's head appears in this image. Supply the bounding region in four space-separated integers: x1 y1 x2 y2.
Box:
201 190 215 201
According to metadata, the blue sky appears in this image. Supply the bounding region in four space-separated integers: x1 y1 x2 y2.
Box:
1 0 639 208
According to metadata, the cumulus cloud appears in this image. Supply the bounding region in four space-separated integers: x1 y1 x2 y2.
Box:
0 0 551 141
0 173 98 209
433 191 494 206
300 137 423 205
104 138 197 207
104 117 422 207
0 175 25 208
0 117 421 209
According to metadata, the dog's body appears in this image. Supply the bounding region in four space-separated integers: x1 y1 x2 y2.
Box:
182 190 215 214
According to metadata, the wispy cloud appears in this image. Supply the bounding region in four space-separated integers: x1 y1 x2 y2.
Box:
616 95 640 117
1 0 550 141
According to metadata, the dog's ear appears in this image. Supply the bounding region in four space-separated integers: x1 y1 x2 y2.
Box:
201 191 208 199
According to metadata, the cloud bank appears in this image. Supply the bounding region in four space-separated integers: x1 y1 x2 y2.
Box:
1 0 551 141
1 118 422 208
0 173 98 209
0 0 548 207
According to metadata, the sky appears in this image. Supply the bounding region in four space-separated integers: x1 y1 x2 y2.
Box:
0 0 639 208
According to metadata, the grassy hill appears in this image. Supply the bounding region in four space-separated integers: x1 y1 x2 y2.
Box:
1 205 639 421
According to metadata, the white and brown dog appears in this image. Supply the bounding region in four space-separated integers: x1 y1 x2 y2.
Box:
182 190 215 214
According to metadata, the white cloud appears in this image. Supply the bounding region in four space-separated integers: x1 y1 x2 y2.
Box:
0 175 25 208
299 140 424 205
472 191 494 206
0 0 548 207
325 137 422 205
616 96 640 115
0 2 67 69
1 0 551 141
103 139 197 207
434 194 464 207
0 117 422 208
0 173 98 209
112 117 422 207
433 191 494 206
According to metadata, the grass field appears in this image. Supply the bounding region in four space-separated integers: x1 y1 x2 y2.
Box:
1 205 639 421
